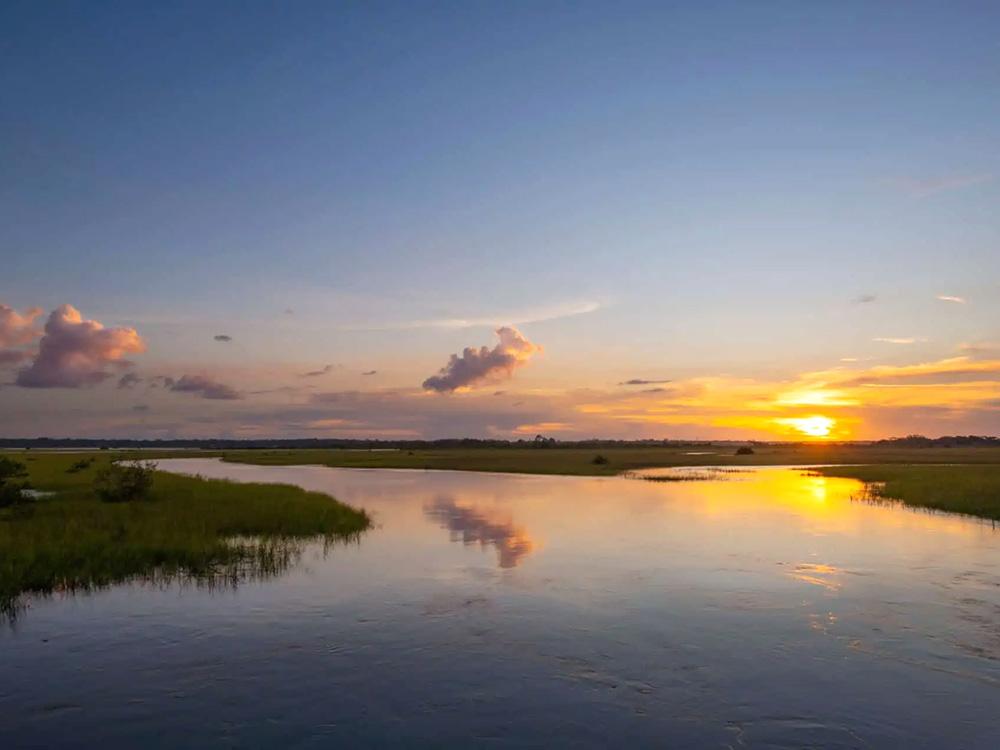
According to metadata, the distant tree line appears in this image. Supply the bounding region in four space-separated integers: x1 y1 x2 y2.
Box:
0 437 719 450
0 435 996 450
873 435 1000 448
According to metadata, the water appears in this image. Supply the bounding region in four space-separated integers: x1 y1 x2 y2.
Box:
3 460 1000 748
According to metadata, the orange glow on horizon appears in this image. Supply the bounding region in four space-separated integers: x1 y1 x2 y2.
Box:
775 415 836 438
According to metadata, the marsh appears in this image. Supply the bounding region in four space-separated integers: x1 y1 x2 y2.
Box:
3 460 1000 748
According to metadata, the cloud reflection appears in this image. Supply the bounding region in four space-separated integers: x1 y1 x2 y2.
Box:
424 496 535 568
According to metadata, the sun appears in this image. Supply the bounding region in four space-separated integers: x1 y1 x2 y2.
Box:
775 415 835 438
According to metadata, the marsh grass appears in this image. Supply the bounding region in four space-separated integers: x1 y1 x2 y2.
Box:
813 464 1000 521
216 444 1000 476
631 467 751 482
0 453 370 620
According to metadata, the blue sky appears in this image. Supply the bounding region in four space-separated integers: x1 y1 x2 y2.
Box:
2 1 999 439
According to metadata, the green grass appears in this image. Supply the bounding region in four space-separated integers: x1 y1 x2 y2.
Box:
214 444 1000 475
0 452 370 619
813 464 1000 521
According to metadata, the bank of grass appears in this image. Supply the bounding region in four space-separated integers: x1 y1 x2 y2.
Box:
0 452 370 618
813 464 1000 521
216 443 1000 476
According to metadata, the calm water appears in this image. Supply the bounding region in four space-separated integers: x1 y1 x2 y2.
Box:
4 460 1000 748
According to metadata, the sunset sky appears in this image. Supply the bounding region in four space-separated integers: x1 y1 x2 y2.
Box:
2 2 999 440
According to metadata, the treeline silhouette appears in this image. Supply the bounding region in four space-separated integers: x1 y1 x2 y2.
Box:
0 435 996 450
873 435 1000 448
0 437 715 450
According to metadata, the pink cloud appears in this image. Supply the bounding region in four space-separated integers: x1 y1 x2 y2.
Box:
0 304 43 348
423 326 541 393
16 305 145 388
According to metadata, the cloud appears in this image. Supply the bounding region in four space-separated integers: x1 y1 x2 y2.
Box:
834 356 1000 388
362 370 377 376
343 300 602 331
248 385 310 396
0 349 33 367
873 337 922 345
132 404 150 413
619 378 671 386
0 304 43 347
422 327 541 393
936 295 966 304
513 422 573 434
959 342 1000 358
424 496 534 568
892 173 993 197
854 294 877 304
16 305 145 388
214 334 233 342
169 374 241 400
118 372 142 389
299 364 335 378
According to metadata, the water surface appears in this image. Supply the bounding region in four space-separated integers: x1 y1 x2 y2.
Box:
3 460 1000 748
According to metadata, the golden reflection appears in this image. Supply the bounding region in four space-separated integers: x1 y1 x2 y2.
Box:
789 563 843 591
641 468 988 541
424 496 536 568
805 475 830 503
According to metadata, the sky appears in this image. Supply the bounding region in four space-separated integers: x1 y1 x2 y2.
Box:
2 1 999 441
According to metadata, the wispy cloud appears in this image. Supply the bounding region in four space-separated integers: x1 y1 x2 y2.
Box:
936 295 966 304
299 364 336 378
853 294 877 305
118 372 142 389
873 337 924 345
959 342 1000 357
513 422 572 434
891 173 993 197
214 334 233 342
619 378 671 386
343 300 601 331
0 349 33 367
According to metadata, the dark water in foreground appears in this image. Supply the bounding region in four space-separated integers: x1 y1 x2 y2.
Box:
3 460 1000 748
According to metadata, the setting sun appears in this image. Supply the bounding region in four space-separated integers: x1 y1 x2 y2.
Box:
776 415 836 438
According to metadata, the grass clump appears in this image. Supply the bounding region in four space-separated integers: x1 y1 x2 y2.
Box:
94 460 155 503
813 464 1000 521
66 457 94 473
0 452 370 620
0 457 33 510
